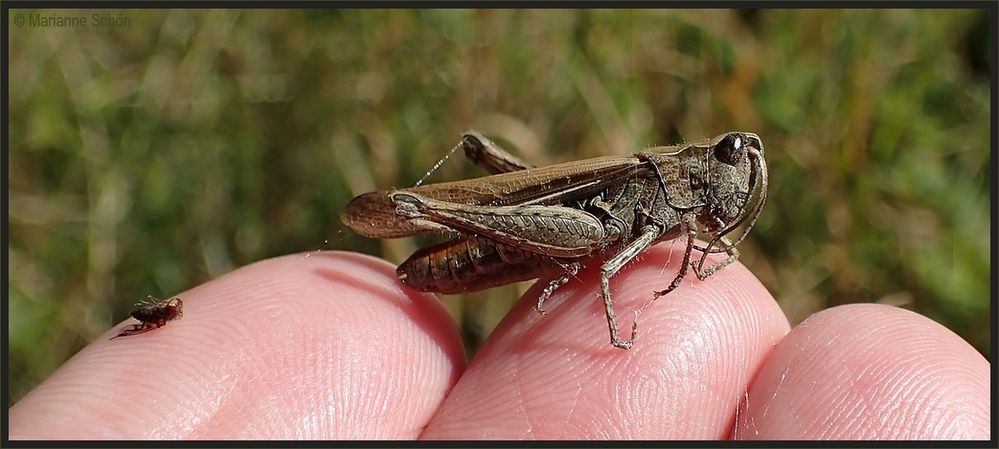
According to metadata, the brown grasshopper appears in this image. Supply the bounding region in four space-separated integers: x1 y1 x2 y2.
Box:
341 131 767 349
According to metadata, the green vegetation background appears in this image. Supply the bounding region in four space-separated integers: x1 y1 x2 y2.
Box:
8 9 991 405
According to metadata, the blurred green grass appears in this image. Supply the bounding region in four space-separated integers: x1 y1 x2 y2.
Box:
8 9 991 405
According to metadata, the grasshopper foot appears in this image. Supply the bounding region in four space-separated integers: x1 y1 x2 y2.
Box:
611 319 640 350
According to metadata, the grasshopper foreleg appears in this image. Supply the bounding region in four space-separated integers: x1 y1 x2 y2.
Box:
652 213 699 300
600 224 663 350
691 235 739 280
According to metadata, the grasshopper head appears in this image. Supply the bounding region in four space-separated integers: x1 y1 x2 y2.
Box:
699 132 768 248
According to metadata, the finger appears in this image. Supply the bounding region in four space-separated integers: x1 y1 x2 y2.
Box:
9 252 465 439
732 303 989 440
421 242 791 439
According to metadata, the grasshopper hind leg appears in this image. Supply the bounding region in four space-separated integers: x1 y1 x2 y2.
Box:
460 131 535 174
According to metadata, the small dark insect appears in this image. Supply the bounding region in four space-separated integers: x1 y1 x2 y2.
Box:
342 130 767 349
110 295 184 340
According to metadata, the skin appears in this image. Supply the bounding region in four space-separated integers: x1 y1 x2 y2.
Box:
8 247 990 440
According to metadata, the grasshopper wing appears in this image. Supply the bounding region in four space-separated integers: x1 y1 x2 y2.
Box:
341 156 645 239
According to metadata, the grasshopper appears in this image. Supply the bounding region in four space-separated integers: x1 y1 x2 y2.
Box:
341 131 767 349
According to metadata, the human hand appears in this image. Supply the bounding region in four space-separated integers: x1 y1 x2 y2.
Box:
8 248 989 439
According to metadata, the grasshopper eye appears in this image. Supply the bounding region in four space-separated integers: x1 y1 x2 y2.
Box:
714 133 745 166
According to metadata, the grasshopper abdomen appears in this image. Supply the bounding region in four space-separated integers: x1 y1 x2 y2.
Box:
398 237 564 294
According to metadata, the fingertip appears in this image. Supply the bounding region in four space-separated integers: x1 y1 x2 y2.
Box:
422 242 789 439
10 251 465 439
734 303 989 440
300 251 466 364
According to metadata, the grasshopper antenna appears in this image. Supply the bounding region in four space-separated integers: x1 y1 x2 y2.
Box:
414 141 462 187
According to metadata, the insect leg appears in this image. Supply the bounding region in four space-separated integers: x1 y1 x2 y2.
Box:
652 214 699 300
109 323 152 340
109 324 139 340
691 235 739 280
460 131 534 174
600 224 662 350
535 261 581 315
391 192 604 258
586 196 627 241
